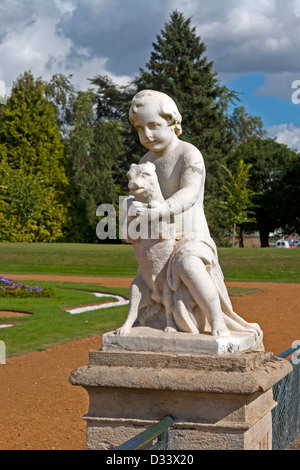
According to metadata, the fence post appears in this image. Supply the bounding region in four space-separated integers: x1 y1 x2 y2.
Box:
0 341 5 364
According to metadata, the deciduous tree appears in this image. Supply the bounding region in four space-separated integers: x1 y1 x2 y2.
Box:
227 137 300 246
220 160 256 247
65 89 125 241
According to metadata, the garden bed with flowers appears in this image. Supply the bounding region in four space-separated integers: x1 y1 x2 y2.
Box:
0 276 55 298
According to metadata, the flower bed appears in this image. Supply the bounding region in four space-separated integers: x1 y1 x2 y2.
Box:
0 276 55 298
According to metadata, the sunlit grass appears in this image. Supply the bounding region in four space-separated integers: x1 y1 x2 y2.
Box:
0 243 299 282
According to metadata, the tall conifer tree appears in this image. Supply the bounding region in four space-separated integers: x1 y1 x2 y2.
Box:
0 71 69 241
134 10 238 196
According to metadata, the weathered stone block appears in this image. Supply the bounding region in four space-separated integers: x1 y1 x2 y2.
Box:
70 348 292 450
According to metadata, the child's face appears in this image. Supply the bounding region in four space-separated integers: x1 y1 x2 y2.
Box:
132 103 176 154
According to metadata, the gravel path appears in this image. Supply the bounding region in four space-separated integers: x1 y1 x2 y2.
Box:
0 275 299 450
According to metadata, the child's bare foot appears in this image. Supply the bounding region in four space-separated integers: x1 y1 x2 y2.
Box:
164 326 177 333
115 325 131 336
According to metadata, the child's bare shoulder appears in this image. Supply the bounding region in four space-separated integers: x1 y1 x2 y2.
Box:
139 151 154 164
179 140 204 168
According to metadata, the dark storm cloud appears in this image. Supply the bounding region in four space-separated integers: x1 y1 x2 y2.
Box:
0 0 52 34
56 0 170 76
192 0 300 75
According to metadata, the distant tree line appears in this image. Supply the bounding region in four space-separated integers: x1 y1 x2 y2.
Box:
0 10 299 246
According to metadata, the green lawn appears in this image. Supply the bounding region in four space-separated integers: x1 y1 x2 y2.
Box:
0 243 299 357
0 242 137 277
217 247 300 283
0 280 129 357
0 242 299 283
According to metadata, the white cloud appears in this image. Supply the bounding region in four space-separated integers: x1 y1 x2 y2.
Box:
255 73 300 100
74 0 111 14
1 0 300 100
267 123 300 150
191 0 299 76
0 11 69 93
292 0 300 16
52 0 76 14
0 0 131 95
0 80 6 104
176 0 300 102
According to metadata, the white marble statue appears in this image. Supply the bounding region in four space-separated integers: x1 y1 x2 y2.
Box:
116 89 262 341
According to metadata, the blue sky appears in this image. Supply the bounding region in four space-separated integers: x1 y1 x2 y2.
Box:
226 73 300 148
227 73 295 127
0 0 300 149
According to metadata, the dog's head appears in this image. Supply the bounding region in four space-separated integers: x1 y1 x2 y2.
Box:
127 162 157 200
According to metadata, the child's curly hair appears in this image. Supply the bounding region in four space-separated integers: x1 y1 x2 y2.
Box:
129 90 182 136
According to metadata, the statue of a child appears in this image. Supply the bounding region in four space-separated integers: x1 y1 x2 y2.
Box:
120 89 262 339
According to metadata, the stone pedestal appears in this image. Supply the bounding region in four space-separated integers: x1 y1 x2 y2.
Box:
102 326 264 355
70 329 292 450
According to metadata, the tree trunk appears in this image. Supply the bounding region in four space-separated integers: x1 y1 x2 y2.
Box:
232 223 237 248
239 226 244 248
22 226 25 242
259 227 269 247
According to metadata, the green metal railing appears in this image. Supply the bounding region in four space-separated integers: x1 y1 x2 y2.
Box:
277 343 300 360
116 415 175 450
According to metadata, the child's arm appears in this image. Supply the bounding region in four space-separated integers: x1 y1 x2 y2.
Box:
134 146 203 221
167 147 204 216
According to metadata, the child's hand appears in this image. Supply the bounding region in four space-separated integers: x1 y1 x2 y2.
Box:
131 200 146 214
133 200 169 221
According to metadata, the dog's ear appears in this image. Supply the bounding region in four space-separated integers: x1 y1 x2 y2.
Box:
145 161 156 172
127 163 138 178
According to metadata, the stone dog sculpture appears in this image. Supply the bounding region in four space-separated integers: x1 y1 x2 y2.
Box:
116 161 177 335
115 89 263 345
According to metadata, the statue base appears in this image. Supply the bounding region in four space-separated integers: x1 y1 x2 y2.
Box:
70 337 292 450
102 326 264 356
